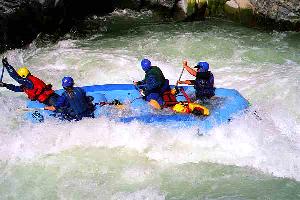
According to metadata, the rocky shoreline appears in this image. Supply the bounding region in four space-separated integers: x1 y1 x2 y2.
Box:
0 0 299 52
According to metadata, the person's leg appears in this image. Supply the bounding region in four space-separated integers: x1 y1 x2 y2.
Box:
146 93 163 109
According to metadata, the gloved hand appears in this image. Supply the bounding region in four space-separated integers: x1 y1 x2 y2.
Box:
183 60 188 67
0 82 7 87
134 81 143 86
2 58 9 67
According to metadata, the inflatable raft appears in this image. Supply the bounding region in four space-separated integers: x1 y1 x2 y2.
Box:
25 84 250 131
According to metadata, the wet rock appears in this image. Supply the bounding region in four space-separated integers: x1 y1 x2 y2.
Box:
224 0 255 25
250 0 300 30
0 0 114 53
0 0 42 52
174 0 208 20
1 0 300 53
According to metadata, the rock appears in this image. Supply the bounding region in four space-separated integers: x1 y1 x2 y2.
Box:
1 0 300 52
174 0 208 21
207 0 227 16
250 0 300 30
0 0 114 52
0 0 42 52
224 0 255 25
112 0 142 10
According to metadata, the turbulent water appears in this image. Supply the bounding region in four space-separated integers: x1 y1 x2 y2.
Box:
0 10 300 199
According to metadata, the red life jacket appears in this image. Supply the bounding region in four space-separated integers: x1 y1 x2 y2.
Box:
23 75 54 103
162 90 178 107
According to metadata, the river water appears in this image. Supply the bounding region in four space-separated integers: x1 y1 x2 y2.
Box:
0 10 300 199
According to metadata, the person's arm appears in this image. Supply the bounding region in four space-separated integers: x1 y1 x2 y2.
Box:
177 80 195 85
133 80 145 86
183 60 197 77
0 82 24 92
44 106 56 111
2 60 34 89
45 95 66 111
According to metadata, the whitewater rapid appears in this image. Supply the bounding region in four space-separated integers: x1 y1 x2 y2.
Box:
0 10 299 199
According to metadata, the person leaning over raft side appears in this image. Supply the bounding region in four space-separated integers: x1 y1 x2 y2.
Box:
134 58 172 109
45 76 95 121
0 58 59 106
177 60 215 100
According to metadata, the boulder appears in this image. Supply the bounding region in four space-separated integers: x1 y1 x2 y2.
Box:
250 0 300 30
224 0 255 25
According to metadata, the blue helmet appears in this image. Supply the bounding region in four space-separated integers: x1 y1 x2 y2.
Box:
62 76 74 87
195 61 209 72
141 59 151 72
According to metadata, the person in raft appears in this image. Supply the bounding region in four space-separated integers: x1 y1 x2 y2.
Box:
0 58 59 106
45 76 95 121
134 59 177 109
177 60 215 100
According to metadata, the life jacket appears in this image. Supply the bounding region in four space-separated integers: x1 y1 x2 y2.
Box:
194 71 215 98
162 90 178 107
62 87 92 117
172 102 209 116
23 75 54 103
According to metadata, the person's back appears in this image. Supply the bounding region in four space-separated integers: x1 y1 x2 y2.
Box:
45 76 95 121
23 74 55 102
61 87 90 118
194 69 215 99
144 65 167 94
134 59 171 108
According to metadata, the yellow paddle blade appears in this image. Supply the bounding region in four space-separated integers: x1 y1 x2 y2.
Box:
149 99 161 109
188 103 210 116
172 102 189 113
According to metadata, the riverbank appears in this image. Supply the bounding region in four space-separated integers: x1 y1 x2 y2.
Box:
1 0 299 53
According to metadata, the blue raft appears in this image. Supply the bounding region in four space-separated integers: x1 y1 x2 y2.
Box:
25 84 249 131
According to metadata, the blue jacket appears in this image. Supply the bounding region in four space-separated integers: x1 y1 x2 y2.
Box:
4 64 33 92
55 87 94 120
139 66 169 95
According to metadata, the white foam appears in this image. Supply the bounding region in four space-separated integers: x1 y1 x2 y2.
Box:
1 22 300 182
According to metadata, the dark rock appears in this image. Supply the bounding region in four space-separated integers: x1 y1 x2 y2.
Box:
250 0 300 31
112 0 142 10
0 0 42 52
1 0 300 53
0 0 114 53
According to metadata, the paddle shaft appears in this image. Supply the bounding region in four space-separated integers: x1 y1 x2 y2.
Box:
18 107 45 112
0 64 4 82
175 67 185 87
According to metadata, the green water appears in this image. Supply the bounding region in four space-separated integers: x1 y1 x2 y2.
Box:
1 148 300 200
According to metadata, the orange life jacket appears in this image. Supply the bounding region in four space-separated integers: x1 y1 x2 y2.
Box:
23 75 54 103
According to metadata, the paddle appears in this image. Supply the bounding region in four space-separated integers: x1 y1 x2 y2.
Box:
133 83 145 97
175 66 185 87
0 57 6 82
129 82 146 103
173 61 187 95
17 107 45 112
